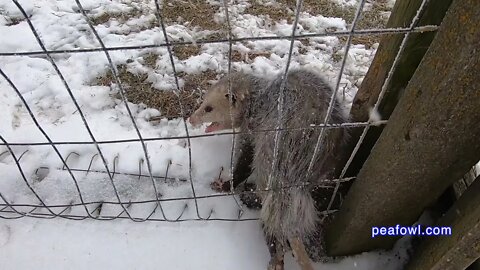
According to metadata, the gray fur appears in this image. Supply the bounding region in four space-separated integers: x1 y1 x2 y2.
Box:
236 69 347 243
193 68 348 245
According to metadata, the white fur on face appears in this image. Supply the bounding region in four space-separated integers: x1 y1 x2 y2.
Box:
189 72 252 132
189 85 241 132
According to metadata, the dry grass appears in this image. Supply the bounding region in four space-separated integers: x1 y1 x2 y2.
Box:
180 70 219 96
246 0 390 46
90 13 115 25
245 3 294 22
94 64 218 119
162 0 227 39
164 43 271 64
5 16 25 26
90 7 143 25
357 1 391 29
331 48 344 63
142 53 159 68
172 45 202 60
278 0 390 28
245 0 356 24
89 0 391 117
88 0 389 46
89 7 156 34
306 0 390 45
230 50 272 62
88 1 226 37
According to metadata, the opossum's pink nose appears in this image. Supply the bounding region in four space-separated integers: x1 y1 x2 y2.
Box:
188 115 199 126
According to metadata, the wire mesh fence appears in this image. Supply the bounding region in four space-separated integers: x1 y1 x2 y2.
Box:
0 0 437 222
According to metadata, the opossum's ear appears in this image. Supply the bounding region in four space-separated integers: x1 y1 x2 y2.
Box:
224 93 237 105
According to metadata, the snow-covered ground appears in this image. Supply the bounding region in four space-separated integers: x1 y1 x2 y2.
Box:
0 0 411 269
0 218 413 270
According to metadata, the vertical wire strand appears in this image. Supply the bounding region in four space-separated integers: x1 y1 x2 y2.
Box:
73 0 168 221
222 0 244 214
0 0 435 222
324 0 431 212
0 67 95 219
12 0 137 221
152 0 202 219
268 0 304 188
305 0 367 178
0 135 59 217
299 0 368 213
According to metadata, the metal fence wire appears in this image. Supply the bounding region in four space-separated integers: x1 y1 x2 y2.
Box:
0 0 436 222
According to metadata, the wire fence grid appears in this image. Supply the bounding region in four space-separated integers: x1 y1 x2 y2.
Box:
0 0 436 222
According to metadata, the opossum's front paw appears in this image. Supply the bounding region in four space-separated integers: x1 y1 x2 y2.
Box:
267 258 284 270
240 183 262 209
210 178 231 192
240 193 262 209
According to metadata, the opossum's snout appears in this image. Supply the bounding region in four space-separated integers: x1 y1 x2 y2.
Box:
189 74 249 133
188 114 201 127
189 94 241 133
189 103 233 133
188 112 224 132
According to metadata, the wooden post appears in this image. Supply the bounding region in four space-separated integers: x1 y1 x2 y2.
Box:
325 0 480 256
406 176 480 270
344 0 452 177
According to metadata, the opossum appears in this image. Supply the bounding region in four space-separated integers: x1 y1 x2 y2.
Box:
189 69 348 270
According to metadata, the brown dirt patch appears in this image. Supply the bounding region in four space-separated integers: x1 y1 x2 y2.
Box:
180 70 219 97
5 16 25 26
304 0 389 45
356 0 390 29
94 65 219 119
142 53 159 68
89 7 157 34
278 0 389 28
162 0 227 39
230 50 272 62
245 0 356 24
348 34 384 49
90 7 144 25
247 0 390 45
245 2 294 23
172 45 202 60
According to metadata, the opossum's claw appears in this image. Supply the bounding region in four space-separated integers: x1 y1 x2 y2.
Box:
267 262 284 270
267 253 285 270
239 183 263 210
210 178 230 192
290 237 315 270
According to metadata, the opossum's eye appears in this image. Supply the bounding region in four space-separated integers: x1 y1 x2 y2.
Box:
225 93 237 105
204 106 213 113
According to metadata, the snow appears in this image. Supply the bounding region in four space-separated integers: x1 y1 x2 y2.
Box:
0 0 408 269
0 218 411 270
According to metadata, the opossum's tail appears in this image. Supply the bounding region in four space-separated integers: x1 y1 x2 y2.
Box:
260 188 318 242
